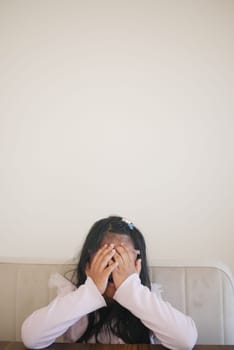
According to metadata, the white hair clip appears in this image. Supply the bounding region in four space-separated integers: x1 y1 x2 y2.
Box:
122 217 134 230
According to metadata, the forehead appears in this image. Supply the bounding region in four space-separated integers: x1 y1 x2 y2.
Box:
100 232 134 248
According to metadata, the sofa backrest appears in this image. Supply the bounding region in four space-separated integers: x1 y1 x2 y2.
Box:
0 260 233 345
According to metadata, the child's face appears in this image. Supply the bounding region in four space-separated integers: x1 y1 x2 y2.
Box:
100 232 135 300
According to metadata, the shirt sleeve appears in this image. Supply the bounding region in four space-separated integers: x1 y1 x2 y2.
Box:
21 277 106 349
113 273 198 350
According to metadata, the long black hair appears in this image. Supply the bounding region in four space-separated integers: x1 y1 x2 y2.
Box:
75 216 151 344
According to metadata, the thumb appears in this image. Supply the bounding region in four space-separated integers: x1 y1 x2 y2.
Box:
85 263 90 276
136 258 142 275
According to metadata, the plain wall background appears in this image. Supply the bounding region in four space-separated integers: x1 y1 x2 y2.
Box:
0 0 234 275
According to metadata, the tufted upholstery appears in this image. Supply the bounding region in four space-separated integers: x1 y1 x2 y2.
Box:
0 260 233 344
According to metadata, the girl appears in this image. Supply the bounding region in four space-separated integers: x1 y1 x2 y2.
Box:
21 216 197 349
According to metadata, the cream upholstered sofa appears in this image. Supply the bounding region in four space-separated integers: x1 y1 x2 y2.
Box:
0 259 233 345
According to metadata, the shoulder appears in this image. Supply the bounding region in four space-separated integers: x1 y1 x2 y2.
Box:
151 282 164 299
48 273 76 296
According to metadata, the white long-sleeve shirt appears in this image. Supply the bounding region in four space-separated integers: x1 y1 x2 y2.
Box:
21 274 197 350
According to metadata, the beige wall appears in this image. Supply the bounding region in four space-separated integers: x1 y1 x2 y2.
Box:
0 1 233 275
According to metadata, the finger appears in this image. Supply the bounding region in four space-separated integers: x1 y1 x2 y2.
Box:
92 244 115 266
85 261 92 276
113 251 124 266
120 243 139 257
136 258 142 275
91 244 109 262
98 248 116 269
116 244 136 264
107 259 115 266
104 261 119 277
115 245 129 262
85 265 90 275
